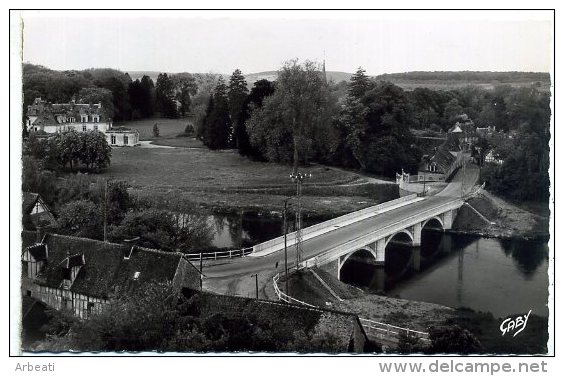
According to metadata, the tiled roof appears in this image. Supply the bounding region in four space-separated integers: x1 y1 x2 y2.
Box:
21 231 185 298
26 98 110 125
430 148 457 174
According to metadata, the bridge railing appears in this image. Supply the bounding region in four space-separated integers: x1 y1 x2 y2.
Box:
183 247 253 262
253 194 419 254
271 272 430 345
307 199 463 268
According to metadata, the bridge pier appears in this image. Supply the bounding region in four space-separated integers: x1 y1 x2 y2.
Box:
410 247 421 272
442 210 455 230
372 239 386 266
412 222 422 246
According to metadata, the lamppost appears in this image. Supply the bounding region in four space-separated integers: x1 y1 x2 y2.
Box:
290 171 311 269
282 198 291 295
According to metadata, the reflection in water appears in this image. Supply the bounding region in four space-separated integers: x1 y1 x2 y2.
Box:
340 230 549 318
207 212 318 249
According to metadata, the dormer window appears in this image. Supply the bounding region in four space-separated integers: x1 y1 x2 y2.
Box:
21 244 48 279
61 253 85 290
81 115 88 123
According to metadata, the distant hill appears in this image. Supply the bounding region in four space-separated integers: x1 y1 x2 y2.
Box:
373 71 551 92
127 70 550 91
127 70 353 85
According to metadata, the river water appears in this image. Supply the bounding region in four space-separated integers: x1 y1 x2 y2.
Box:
209 213 550 319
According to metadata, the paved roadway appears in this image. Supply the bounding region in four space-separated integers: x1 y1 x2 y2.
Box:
202 164 479 298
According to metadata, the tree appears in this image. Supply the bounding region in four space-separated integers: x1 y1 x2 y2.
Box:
57 200 103 239
201 77 231 150
227 69 249 147
172 74 198 117
139 75 156 118
77 87 114 118
348 67 372 100
156 73 177 118
57 131 82 171
236 79 275 158
79 131 112 171
246 60 332 169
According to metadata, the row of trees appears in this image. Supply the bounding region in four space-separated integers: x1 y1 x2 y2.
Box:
23 64 208 121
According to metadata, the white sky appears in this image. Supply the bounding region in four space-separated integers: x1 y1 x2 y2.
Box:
21 10 553 75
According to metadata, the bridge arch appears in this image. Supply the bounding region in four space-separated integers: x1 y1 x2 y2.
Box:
385 229 415 248
422 216 444 230
340 247 378 267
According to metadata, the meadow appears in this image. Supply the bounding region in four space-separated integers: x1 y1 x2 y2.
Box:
103 118 398 217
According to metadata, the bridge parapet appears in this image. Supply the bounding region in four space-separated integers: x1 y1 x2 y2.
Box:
304 199 463 268
252 194 419 255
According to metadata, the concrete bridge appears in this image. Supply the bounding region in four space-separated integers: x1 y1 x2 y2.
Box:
249 193 464 281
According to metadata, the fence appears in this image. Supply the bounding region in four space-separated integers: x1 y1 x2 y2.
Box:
183 247 253 262
271 271 430 345
253 194 419 254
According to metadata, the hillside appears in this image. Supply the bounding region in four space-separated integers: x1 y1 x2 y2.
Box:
127 70 352 84
128 69 551 91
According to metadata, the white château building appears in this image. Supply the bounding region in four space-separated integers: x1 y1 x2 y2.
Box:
26 98 139 147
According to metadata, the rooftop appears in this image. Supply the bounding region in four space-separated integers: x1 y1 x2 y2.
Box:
21 231 187 298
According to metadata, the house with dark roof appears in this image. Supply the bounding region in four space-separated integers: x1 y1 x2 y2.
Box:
22 192 57 231
417 145 465 182
21 231 201 319
25 97 139 146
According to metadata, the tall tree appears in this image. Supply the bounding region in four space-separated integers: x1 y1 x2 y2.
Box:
156 73 178 118
236 79 275 158
172 74 198 117
202 77 231 150
227 69 249 147
247 60 330 170
139 75 156 118
348 67 372 100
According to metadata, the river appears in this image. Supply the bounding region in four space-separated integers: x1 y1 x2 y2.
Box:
209 212 550 319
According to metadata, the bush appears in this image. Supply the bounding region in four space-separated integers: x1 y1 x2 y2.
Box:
427 325 483 354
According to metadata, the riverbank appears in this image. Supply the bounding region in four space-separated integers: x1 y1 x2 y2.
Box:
451 190 550 241
282 267 548 354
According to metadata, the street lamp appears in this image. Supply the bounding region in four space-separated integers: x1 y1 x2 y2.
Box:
290 171 311 269
282 198 292 295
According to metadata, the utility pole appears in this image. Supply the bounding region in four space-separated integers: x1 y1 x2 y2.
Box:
252 273 259 299
103 178 109 242
283 199 289 295
199 253 203 291
290 171 311 269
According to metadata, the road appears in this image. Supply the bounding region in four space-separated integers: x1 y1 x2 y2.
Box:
203 163 479 299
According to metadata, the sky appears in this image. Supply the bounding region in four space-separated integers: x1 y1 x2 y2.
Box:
20 10 554 75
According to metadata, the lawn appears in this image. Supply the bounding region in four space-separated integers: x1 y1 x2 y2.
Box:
114 118 190 139
102 144 398 217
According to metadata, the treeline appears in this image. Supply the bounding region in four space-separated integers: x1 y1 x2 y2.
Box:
375 71 550 84
198 62 550 201
22 64 216 121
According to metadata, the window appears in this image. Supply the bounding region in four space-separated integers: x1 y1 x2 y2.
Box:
81 115 88 122
94 116 99 123
87 302 95 314
94 125 98 131
110 135 116 145
26 290 32 297
124 135 128 145
82 124 87 132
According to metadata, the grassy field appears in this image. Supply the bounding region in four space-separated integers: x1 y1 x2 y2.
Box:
101 132 398 216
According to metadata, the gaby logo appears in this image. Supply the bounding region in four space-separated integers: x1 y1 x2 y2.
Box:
500 310 532 337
